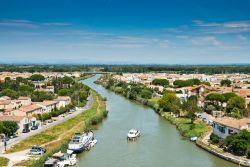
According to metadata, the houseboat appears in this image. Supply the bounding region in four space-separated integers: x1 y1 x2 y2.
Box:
68 131 94 153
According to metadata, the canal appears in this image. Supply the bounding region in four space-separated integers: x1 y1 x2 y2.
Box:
77 75 236 167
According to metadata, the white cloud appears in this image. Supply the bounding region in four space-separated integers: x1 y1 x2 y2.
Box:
0 19 71 29
190 36 220 46
192 20 250 34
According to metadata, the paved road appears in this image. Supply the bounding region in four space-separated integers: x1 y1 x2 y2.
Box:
0 95 93 153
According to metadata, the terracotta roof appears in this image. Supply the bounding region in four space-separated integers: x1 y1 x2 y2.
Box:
55 96 71 101
0 99 11 105
36 101 58 106
186 84 212 91
236 89 250 98
19 104 42 113
0 96 11 100
0 115 26 122
214 117 250 130
18 96 31 100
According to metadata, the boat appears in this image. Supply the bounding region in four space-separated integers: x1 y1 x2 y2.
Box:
68 131 94 153
190 136 198 142
127 129 140 140
44 151 77 167
44 158 60 167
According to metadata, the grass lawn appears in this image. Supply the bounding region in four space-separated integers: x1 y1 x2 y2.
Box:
0 157 9 167
162 112 209 138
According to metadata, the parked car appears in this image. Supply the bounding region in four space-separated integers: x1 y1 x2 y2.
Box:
9 133 18 139
22 128 30 133
31 125 38 130
32 146 47 153
28 148 45 155
48 119 53 123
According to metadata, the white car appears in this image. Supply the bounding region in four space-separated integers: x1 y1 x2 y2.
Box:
28 149 45 155
127 129 140 140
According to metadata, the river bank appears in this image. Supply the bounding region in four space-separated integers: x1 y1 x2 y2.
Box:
95 75 250 166
95 77 208 139
2 89 107 167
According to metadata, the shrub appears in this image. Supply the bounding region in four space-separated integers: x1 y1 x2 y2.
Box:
210 134 220 144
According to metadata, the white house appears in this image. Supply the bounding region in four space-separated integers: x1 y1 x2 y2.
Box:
213 117 250 139
0 115 36 133
54 96 71 108
35 100 59 113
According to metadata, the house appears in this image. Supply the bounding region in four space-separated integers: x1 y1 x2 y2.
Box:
18 96 32 106
236 89 250 107
0 96 12 110
0 115 36 133
213 117 250 139
18 104 43 117
54 96 71 108
46 86 55 93
184 84 212 97
35 100 59 113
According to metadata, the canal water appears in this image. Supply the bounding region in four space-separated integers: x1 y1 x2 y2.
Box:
78 75 236 167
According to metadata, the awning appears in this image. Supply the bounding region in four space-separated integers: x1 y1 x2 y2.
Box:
52 151 64 158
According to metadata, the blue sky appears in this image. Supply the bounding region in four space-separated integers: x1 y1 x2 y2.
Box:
0 0 250 64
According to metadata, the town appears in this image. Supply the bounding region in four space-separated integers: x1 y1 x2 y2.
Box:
0 72 89 146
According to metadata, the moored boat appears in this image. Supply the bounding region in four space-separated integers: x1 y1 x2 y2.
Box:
68 131 94 153
44 151 77 167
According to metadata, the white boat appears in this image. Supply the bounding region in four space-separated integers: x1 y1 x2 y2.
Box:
68 131 94 153
127 129 140 140
44 151 77 167
190 136 198 142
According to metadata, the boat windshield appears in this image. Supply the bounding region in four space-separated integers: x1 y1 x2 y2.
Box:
72 136 81 143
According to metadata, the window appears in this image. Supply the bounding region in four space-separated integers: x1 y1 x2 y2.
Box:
228 129 234 135
218 125 225 133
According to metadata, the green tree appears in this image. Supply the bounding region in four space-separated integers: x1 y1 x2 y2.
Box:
223 92 237 102
220 79 232 87
62 76 74 88
79 90 88 102
140 89 153 99
226 96 246 113
31 91 54 102
152 79 169 87
224 129 250 155
0 88 18 99
205 93 225 108
29 74 45 81
158 92 180 112
58 88 72 96
206 105 216 112
182 99 200 124
0 121 19 136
